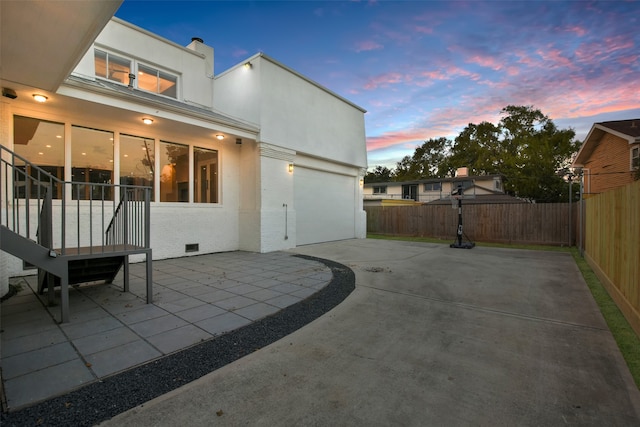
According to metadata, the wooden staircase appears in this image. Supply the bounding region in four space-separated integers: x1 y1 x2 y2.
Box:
1 145 152 322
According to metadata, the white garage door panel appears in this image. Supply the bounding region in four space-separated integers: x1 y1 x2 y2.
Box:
295 168 355 245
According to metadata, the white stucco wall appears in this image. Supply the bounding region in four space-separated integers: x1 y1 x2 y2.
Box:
214 54 367 169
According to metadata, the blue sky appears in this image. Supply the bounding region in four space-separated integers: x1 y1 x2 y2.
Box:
115 0 640 170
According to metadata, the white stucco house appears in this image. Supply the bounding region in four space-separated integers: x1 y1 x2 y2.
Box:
0 2 367 296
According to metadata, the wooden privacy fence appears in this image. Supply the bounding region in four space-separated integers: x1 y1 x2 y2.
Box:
366 203 577 246
584 180 640 336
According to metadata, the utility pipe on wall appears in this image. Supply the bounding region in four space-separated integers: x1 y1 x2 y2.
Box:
283 203 288 240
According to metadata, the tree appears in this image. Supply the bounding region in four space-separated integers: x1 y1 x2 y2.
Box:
392 137 452 181
364 165 393 183
443 106 580 202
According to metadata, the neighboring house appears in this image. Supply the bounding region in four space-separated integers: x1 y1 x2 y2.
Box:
572 119 640 195
0 3 367 291
363 173 505 206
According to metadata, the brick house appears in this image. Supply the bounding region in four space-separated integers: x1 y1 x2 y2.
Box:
572 119 640 195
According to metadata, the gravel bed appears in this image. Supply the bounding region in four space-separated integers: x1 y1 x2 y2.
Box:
1 255 355 427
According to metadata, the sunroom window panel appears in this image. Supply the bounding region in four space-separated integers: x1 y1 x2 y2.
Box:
159 141 189 202
193 147 218 203
71 126 114 200
12 116 65 199
120 135 155 201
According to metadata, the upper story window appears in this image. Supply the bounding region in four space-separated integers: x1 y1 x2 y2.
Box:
632 146 639 170
373 186 387 194
423 182 441 192
94 49 178 99
95 49 131 85
138 64 178 98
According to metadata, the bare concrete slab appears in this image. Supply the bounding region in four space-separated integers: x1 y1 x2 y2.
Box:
103 239 640 426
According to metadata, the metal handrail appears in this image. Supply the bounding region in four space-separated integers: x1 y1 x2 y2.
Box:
1 144 151 255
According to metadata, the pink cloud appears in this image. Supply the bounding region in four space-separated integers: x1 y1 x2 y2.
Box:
536 47 575 69
354 40 384 52
565 25 587 37
618 55 639 65
363 72 411 89
466 54 504 71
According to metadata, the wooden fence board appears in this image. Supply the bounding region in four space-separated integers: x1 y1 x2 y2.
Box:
366 203 576 246
583 181 640 336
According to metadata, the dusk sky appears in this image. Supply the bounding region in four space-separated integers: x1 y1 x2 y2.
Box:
115 0 640 170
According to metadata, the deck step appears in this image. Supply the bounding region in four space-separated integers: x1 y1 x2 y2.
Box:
38 255 125 293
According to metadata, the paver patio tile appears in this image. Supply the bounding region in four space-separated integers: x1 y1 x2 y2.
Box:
266 294 302 308
195 312 252 336
1 327 68 358
85 340 162 377
146 324 212 354
214 295 256 311
196 289 236 303
72 326 140 356
4 358 95 410
60 315 123 340
233 302 281 321
156 297 206 314
2 342 78 380
174 303 226 323
245 288 283 301
128 314 189 338
115 304 170 324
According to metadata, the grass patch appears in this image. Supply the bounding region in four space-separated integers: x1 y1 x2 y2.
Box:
367 233 569 252
569 248 640 389
367 233 640 389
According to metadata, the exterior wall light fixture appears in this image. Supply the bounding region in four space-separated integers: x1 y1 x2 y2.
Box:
359 178 364 187
142 118 154 125
32 94 48 103
288 163 294 173
244 62 252 69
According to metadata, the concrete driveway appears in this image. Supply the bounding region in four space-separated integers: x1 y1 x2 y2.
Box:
103 239 640 426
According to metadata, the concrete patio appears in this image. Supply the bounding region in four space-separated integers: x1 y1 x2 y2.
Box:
1 251 332 410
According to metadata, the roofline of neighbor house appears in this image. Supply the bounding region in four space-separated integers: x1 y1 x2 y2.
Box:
364 174 503 187
573 121 640 167
216 52 367 114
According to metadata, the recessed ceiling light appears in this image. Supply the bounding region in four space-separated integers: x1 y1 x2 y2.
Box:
215 134 224 140
142 118 154 125
32 94 48 103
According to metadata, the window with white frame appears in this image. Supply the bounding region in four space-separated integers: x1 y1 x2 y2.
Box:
373 186 387 194
95 49 131 85
94 49 178 98
632 146 639 170
137 63 178 98
423 182 441 191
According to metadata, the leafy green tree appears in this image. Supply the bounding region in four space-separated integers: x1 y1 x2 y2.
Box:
443 106 580 202
392 137 452 181
364 165 393 183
